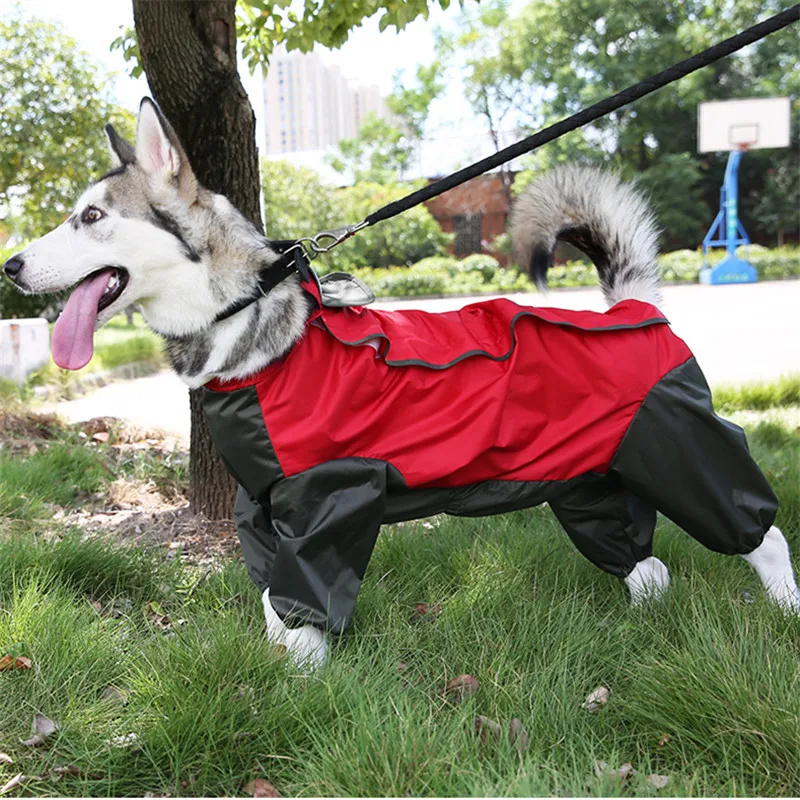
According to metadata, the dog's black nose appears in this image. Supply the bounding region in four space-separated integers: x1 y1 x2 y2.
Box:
3 254 24 281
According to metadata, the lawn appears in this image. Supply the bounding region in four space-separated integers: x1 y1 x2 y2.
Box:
0 389 799 797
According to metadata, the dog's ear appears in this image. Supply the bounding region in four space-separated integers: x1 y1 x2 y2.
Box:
135 98 198 202
105 124 136 168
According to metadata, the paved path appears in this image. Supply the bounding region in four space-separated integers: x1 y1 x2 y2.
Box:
53 281 799 443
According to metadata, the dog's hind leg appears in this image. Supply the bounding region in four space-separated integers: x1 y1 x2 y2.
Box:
611 358 799 614
549 474 667 604
624 556 670 604
741 526 800 612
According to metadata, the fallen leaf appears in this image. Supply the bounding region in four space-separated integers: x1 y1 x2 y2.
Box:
646 774 670 789
593 760 608 778
244 778 282 797
101 685 129 704
92 431 109 443
396 661 409 672
20 713 57 747
0 753 12 765
51 765 81 780
411 602 442 622
474 715 503 743
581 685 611 712
0 654 31 671
508 718 529 754
594 760 637 781
0 774 26 796
445 674 479 702
657 733 671 748
616 763 636 780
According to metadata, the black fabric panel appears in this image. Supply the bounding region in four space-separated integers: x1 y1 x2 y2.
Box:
268 458 388 634
202 385 283 505
234 488 278 591
610 357 777 554
549 474 656 577
384 466 556 522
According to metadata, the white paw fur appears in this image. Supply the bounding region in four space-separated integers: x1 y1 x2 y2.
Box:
741 526 800 613
624 556 670 604
262 589 329 672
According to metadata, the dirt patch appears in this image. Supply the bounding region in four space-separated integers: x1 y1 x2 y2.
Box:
64 504 241 570
75 415 169 444
0 408 65 441
3 410 240 569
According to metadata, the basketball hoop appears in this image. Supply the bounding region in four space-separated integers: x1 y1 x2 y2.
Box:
698 97 790 286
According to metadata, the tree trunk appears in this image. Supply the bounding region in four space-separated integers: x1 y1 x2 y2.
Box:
133 0 261 519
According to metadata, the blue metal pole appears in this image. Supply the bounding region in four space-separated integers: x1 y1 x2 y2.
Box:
724 150 742 255
699 149 756 285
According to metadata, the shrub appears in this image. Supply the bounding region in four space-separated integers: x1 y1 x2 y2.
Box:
331 182 451 269
454 253 501 281
350 266 449 297
343 246 799 299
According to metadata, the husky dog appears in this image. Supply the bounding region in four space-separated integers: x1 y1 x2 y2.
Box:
5 99 798 671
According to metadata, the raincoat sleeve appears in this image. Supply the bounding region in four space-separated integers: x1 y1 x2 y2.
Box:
233 487 278 592
266 458 388 634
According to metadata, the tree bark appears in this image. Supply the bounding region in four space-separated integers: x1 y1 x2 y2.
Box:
133 0 261 519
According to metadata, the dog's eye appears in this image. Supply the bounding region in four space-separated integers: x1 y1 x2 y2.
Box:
82 206 105 224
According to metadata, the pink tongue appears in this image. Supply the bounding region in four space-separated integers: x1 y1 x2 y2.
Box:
51 270 115 370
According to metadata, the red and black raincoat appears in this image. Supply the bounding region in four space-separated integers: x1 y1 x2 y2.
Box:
204 274 777 632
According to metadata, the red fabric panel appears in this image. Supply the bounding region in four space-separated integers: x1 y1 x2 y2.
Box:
207 295 691 488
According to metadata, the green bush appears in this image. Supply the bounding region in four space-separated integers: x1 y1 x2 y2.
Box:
350 266 449 297
344 246 799 299
95 335 162 370
261 160 451 273
455 253 501 281
331 182 451 269
410 256 460 276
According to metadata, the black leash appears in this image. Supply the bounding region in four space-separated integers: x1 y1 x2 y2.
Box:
216 4 798 324
364 5 798 227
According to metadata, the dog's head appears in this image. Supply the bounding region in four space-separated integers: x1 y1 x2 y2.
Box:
2 98 213 370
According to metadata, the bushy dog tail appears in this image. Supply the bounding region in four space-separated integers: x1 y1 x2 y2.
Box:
509 166 662 307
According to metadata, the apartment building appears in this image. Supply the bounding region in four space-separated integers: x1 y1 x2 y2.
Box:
262 48 387 154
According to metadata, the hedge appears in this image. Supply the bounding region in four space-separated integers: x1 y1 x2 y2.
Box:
345 246 800 298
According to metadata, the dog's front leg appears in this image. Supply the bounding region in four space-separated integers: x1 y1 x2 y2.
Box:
262 589 329 671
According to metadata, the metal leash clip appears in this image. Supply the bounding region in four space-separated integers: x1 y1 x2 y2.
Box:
295 221 370 258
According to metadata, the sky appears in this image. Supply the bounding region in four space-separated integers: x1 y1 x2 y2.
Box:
0 0 519 177
0 2 479 119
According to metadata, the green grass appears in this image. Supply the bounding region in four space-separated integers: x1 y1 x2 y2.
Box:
714 373 800 412
0 442 110 519
0 406 798 796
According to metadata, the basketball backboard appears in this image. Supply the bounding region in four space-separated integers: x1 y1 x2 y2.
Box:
698 97 790 153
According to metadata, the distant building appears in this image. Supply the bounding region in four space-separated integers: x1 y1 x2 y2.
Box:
262 48 388 155
424 173 515 265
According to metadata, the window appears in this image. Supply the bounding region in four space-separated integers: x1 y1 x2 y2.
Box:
453 214 483 256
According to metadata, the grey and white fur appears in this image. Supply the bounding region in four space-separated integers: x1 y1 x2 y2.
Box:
510 165 662 308
4 99 798 670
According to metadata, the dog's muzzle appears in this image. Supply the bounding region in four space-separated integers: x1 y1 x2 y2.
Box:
3 254 24 283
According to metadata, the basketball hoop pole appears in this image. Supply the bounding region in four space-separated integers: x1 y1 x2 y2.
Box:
700 146 757 284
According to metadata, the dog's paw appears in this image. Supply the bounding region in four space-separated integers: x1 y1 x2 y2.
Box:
262 589 329 673
282 625 329 672
625 556 670 605
767 583 800 615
